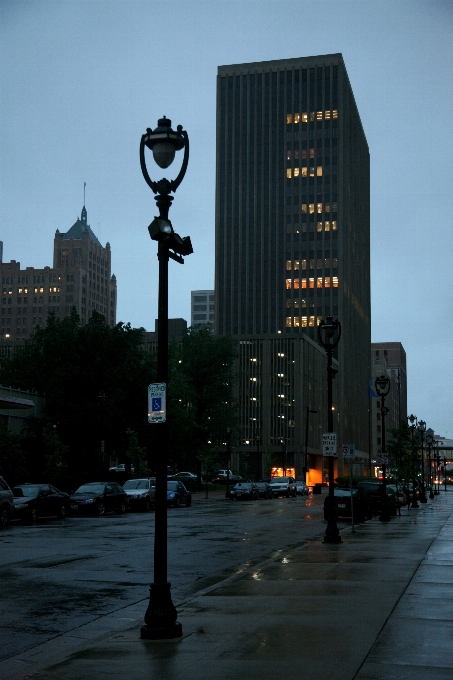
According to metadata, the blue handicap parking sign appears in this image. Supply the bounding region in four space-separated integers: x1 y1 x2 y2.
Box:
152 398 161 411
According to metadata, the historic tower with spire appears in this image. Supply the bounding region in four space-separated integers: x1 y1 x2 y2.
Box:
0 206 117 343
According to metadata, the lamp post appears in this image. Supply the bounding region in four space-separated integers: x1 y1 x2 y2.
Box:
317 315 342 544
375 374 391 522
435 449 441 495
426 433 434 499
407 414 419 508
255 431 261 481
305 407 318 485
418 420 427 503
226 426 232 498
140 116 192 640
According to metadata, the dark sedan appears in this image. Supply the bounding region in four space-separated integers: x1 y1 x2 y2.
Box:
70 482 128 516
255 482 274 499
13 484 70 523
167 481 192 507
229 482 260 500
323 487 372 523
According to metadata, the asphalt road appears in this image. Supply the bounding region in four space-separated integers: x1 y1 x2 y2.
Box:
0 492 328 661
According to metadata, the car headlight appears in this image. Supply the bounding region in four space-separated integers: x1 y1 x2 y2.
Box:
16 503 28 510
168 493 176 498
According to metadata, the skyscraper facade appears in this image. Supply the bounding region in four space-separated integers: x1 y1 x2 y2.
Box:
1 206 116 343
215 55 370 475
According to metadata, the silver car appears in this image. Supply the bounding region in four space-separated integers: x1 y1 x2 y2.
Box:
269 476 297 498
295 480 309 496
122 478 155 511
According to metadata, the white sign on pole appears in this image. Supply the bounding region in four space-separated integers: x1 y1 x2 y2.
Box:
148 383 166 423
322 432 337 456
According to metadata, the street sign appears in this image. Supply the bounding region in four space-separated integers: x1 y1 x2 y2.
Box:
322 432 337 456
148 383 166 423
376 452 388 465
343 443 355 459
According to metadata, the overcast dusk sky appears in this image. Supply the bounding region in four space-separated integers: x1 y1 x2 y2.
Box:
1 0 452 438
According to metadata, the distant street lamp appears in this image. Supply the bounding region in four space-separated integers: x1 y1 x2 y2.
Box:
375 374 391 522
407 414 419 508
305 407 318 485
140 116 192 640
317 315 342 544
435 449 441 495
418 420 427 503
426 433 435 499
226 426 232 498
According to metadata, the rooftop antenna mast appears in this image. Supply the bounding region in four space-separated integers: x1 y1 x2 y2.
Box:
84 182 86 206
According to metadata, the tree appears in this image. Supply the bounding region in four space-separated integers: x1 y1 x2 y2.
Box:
387 421 420 491
0 310 155 480
164 327 238 472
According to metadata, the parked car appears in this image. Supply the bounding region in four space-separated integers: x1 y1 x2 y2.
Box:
324 487 372 522
229 482 260 500
167 481 192 507
296 480 309 496
70 482 128 516
109 463 135 473
357 481 396 515
122 478 155 511
269 476 297 498
168 471 197 481
0 476 14 528
387 484 407 507
255 482 274 499
212 470 243 484
13 483 70 523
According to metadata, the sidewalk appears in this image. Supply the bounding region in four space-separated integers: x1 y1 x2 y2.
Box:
2 492 453 680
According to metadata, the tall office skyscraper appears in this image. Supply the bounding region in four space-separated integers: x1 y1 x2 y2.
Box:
215 55 371 473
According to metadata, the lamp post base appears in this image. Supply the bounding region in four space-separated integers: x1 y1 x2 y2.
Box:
141 583 182 640
324 519 342 543
429 488 435 499
379 513 391 522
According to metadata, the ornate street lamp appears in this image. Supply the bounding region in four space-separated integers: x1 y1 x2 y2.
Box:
426 433 435 498
317 316 341 544
140 117 192 640
375 374 391 522
418 420 427 503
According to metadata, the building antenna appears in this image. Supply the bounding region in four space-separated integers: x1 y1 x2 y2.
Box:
84 182 86 206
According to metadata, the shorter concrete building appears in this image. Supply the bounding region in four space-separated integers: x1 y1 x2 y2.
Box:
191 290 214 329
141 318 187 353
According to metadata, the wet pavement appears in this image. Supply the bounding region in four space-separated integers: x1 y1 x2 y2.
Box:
1 490 453 680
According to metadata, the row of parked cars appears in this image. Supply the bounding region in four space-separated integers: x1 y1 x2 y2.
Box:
323 480 398 522
229 477 310 500
0 475 192 526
